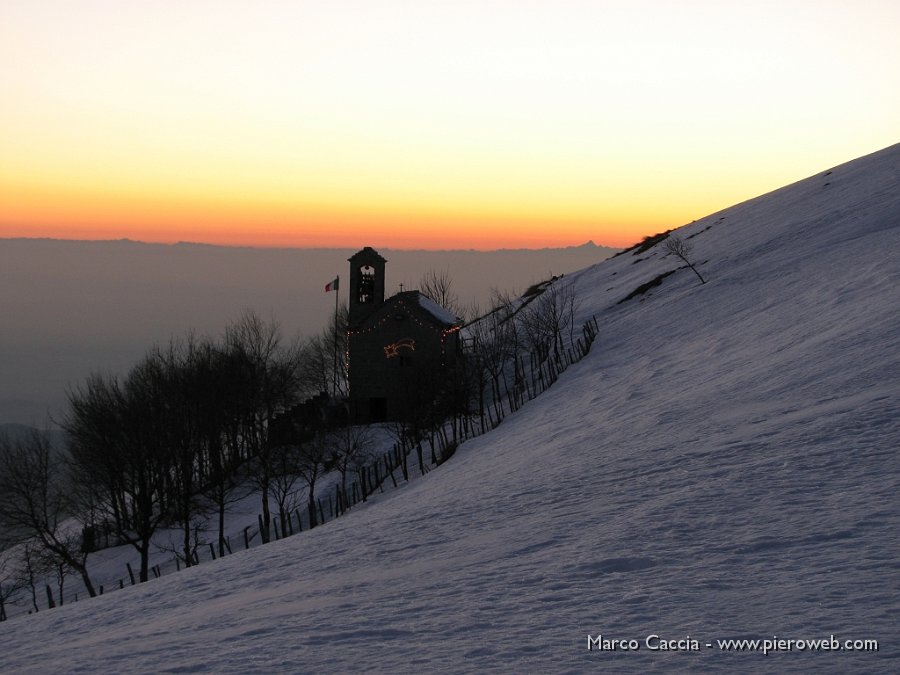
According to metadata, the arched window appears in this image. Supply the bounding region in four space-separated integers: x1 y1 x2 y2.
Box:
357 265 375 303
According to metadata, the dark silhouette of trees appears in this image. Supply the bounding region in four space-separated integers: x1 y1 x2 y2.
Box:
0 429 98 598
67 347 208 580
150 336 230 568
327 424 374 495
224 311 303 543
520 281 578 365
467 296 518 426
0 546 23 621
61 308 306 580
65 367 172 583
298 333 333 397
106 357 174 582
267 412 330 530
294 433 332 529
298 303 349 398
64 373 130 540
18 543 45 614
155 340 202 567
388 349 470 476
208 343 256 555
268 442 306 534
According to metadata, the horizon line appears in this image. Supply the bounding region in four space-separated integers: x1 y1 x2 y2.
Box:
0 235 622 254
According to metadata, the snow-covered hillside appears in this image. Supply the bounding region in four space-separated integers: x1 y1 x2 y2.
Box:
3 144 899 673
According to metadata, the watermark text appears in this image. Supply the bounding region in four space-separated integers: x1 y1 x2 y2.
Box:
588 634 879 655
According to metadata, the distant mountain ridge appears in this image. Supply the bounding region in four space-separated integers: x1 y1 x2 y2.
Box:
1 236 613 253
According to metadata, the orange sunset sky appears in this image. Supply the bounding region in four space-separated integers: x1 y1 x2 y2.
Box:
2 0 898 250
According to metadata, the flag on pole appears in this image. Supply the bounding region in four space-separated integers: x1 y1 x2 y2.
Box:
325 277 339 292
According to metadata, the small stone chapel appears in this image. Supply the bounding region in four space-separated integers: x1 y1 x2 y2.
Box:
346 247 461 423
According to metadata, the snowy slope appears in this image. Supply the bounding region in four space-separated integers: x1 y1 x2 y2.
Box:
3 144 899 673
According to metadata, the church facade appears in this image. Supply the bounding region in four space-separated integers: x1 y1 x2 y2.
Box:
347 247 461 423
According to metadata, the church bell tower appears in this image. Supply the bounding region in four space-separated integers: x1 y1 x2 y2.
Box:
348 247 387 327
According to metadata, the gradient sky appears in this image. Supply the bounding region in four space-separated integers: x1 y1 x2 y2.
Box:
1 0 898 249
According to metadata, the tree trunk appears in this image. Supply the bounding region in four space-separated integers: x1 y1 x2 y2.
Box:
260 478 272 544
218 497 227 557
182 518 193 568
139 539 150 582
76 564 97 598
307 494 317 528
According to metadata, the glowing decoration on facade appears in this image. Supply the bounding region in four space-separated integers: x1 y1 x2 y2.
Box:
384 338 416 358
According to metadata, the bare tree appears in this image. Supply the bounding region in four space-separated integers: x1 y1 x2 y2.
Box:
0 547 23 621
158 522 206 569
389 352 452 477
468 298 518 425
65 365 171 584
298 334 332 399
148 338 207 569
327 424 374 495
114 358 175 582
0 430 97 598
419 269 463 320
298 303 349 399
490 288 527 408
44 552 72 607
152 335 245 568
224 310 303 543
64 373 130 538
208 343 256 555
294 433 333 528
663 234 707 284
519 281 578 365
18 542 45 614
268 443 306 534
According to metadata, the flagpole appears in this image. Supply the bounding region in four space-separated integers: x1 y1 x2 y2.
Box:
332 275 339 397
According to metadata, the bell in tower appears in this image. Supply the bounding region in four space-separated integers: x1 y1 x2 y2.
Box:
348 247 387 327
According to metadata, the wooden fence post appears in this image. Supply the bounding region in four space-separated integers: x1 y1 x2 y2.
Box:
388 456 398 488
258 514 267 544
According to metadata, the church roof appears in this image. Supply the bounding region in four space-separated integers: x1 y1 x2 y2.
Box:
417 293 459 325
348 246 386 263
357 290 458 328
